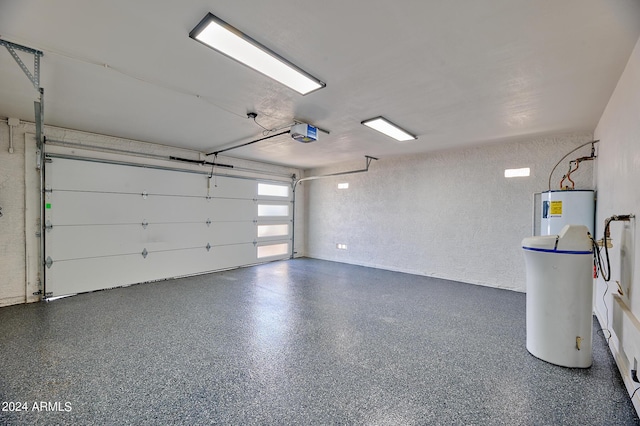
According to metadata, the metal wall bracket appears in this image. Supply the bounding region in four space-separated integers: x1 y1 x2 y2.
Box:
0 39 43 90
45 256 53 269
142 220 148 229
0 40 45 147
3 38 48 294
142 248 148 258
206 243 212 252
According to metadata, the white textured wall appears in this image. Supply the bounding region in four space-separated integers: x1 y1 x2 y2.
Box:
0 122 305 306
305 133 594 292
0 120 28 306
593 36 640 405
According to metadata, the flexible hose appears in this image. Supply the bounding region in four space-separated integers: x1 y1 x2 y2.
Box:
595 215 634 282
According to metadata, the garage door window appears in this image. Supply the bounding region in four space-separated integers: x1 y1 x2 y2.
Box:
257 243 289 258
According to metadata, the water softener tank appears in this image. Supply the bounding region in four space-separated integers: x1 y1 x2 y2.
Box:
540 190 595 236
522 225 594 368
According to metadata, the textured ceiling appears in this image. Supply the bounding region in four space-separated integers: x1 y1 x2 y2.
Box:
1 0 639 168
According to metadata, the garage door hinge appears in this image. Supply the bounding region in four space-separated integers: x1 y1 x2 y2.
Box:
141 220 148 229
45 220 53 230
142 248 148 258
45 256 53 268
45 292 53 298
44 187 52 193
206 243 211 252
253 240 257 246
32 290 42 296
206 219 211 226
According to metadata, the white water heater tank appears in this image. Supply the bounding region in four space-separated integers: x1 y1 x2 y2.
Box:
540 190 595 236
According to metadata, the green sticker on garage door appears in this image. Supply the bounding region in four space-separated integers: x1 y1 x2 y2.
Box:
46 203 51 209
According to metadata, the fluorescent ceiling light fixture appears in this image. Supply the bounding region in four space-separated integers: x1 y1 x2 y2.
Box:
189 13 325 95
361 117 416 142
504 167 530 178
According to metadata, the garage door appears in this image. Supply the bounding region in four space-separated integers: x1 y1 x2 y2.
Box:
43 156 292 297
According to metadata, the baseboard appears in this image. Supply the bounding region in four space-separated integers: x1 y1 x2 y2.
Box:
304 254 524 292
0 295 26 307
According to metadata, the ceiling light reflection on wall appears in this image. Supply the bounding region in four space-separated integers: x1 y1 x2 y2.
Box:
189 13 325 95
361 117 416 142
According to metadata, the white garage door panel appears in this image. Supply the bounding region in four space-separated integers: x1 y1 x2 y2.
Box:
206 243 258 270
48 158 265 199
47 255 147 296
205 222 257 246
140 196 212 223
44 156 292 297
208 198 257 222
48 192 258 225
47 225 144 259
48 158 209 196
49 191 145 225
208 176 260 199
47 243 257 297
47 222 257 260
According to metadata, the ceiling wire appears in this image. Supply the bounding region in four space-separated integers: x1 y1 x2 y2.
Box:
4 34 329 157
251 115 273 135
250 114 294 136
1 34 247 119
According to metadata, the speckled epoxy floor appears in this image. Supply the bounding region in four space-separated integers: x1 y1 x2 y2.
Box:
0 258 638 425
